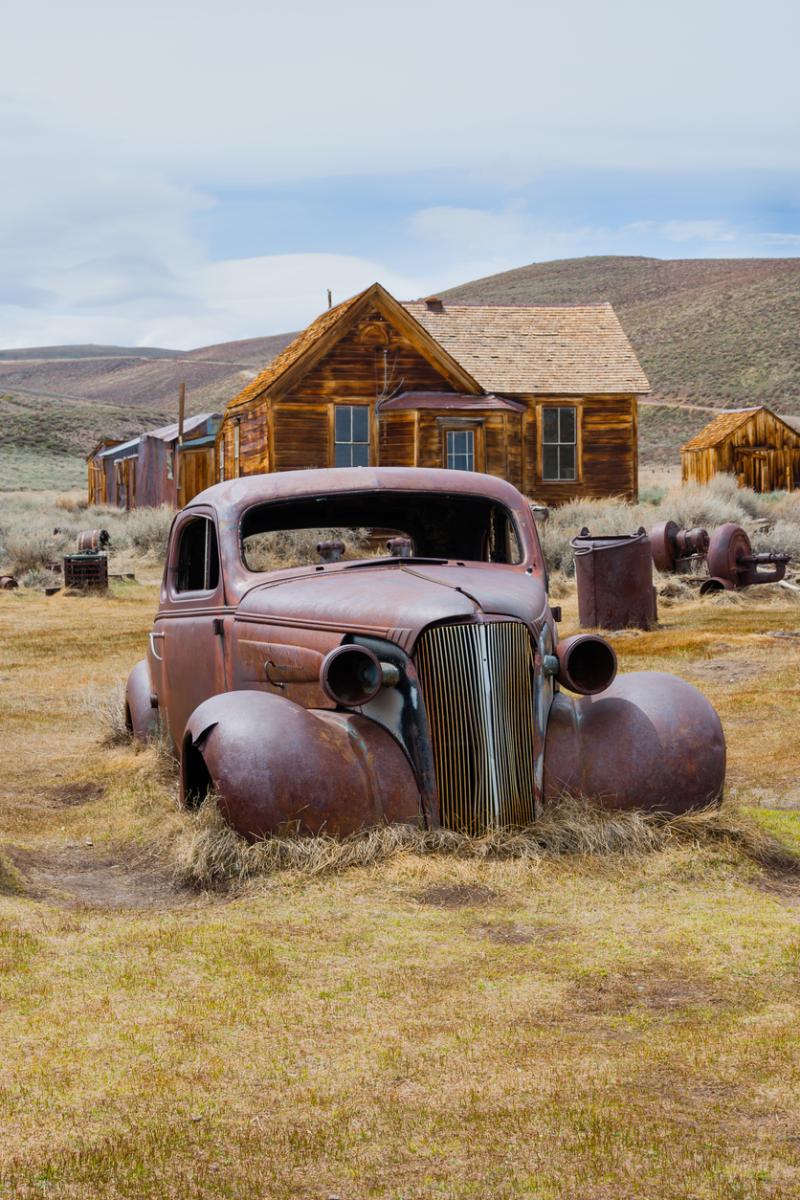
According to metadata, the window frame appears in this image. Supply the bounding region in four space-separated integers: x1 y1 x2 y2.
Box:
438 419 485 473
218 434 226 482
333 403 371 468
169 512 222 600
445 428 476 472
233 422 240 478
538 404 581 483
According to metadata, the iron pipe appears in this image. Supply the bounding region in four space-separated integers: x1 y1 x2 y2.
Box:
555 634 617 696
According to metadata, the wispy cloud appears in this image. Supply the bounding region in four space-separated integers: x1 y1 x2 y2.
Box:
0 1 798 347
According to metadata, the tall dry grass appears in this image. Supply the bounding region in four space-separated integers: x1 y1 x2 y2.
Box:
173 795 796 889
0 493 174 582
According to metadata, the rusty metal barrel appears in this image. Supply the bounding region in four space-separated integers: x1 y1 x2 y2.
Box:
571 527 657 631
76 529 110 553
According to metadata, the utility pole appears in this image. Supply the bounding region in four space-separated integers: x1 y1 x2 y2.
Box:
176 381 186 507
327 288 333 310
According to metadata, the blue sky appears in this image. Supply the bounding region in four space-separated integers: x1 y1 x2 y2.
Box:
2 0 799 348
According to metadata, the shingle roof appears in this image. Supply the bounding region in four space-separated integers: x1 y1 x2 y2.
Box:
681 408 762 451
402 301 650 395
226 292 365 412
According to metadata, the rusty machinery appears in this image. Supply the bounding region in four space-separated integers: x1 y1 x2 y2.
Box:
124 468 726 839
571 527 658 631
0 575 19 590
650 520 790 594
63 529 111 591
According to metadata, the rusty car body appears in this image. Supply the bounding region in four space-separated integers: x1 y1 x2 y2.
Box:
126 468 726 839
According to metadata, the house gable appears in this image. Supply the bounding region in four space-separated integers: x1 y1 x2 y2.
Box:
225 283 480 416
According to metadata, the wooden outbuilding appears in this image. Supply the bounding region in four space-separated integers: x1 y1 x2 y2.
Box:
87 413 221 509
216 283 649 502
681 407 800 492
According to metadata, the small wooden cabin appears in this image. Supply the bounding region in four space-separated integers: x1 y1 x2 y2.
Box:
87 413 221 509
217 283 649 502
681 407 800 492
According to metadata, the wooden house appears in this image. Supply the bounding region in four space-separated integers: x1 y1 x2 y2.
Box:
681 407 800 492
216 283 649 502
87 413 221 509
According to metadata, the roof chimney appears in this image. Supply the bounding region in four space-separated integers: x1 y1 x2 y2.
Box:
425 296 444 312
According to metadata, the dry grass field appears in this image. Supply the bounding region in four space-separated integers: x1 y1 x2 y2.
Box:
2 548 800 1197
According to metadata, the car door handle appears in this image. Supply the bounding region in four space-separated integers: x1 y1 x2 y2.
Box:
149 632 166 661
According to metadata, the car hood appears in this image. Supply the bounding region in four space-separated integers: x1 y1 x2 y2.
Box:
235 561 549 653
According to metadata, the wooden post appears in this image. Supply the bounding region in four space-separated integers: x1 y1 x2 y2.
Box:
327 288 332 310
176 382 186 507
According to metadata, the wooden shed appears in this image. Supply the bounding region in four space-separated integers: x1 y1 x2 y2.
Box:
217 283 649 502
87 413 221 509
681 407 800 492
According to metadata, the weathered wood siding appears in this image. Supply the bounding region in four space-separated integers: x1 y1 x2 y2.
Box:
216 304 639 501
682 410 800 492
412 410 524 492
520 394 637 502
178 446 215 505
378 411 416 467
219 307 458 477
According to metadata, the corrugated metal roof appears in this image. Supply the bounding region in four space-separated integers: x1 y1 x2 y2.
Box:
98 435 141 458
97 412 219 458
145 412 219 442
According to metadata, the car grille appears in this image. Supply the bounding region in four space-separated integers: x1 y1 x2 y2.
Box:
414 620 538 833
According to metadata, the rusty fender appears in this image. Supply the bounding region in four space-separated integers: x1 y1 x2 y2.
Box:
181 691 424 840
125 659 159 741
544 671 725 815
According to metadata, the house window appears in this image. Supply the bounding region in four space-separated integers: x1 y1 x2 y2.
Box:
233 422 240 478
334 405 370 467
446 429 475 471
541 407 577 481
218 436 225 482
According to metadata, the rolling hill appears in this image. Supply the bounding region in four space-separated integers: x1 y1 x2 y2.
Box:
2 255 799 489
0 334 297 489
442 256 800 411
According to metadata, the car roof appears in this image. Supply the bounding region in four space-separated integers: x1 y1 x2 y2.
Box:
189 466 528 517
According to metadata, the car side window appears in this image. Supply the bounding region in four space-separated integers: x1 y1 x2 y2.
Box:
175 516 220 593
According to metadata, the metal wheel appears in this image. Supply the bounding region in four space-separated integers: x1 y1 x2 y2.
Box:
706 523 752 586
650 520 679 572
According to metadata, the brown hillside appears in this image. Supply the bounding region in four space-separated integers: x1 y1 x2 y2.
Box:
441 256 800 412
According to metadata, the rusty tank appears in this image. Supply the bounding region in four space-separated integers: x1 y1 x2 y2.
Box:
124 468 725 839
76 529 111 553
571 528 658 631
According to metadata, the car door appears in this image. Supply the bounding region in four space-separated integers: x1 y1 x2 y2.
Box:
157 508 227 747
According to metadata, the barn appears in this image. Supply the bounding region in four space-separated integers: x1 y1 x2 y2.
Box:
681 407 800 493
87 413 221 509
216 283 649 502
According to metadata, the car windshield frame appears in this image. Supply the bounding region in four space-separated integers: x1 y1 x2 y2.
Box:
238 488 530 574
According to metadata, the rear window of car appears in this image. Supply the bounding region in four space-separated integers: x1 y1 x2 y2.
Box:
240 491 523 572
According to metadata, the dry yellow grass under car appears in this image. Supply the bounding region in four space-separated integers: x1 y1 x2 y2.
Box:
2 583 800 1199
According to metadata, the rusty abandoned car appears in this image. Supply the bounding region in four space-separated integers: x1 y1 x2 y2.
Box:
125 468 726 839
